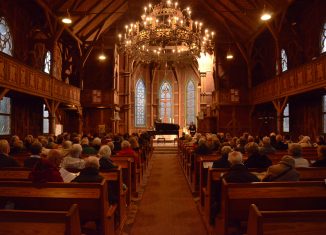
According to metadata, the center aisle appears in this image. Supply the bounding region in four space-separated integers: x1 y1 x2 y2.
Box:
128 145 206 235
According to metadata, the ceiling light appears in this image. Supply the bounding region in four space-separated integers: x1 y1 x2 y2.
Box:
226 49 234 60
260 13 272 21
62 9 72 24
98 54 107 61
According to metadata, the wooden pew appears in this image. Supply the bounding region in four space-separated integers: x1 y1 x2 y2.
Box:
0 180 116 235
214 180 326 235
111 157 132 205
0 204 81 235
100 167 127 232
0 167 30 181
247 204 326 235
297 167 326 180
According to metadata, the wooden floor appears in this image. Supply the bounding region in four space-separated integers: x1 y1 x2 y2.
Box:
128 145 207 235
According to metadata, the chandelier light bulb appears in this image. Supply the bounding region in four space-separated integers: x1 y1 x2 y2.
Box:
98 54 107 61
261 12 272 21
62 17 72 24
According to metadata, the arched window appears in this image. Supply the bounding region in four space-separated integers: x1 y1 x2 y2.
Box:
135 79 146 127
186 80 196 125
283 103 289 133
44 51 51 74
0 97 11 135
0 17 13 56
321 22 326 53
281 49 288 72
159 81 172 123
43 104 49 134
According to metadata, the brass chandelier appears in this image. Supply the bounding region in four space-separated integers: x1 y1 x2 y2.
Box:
118 0 215 63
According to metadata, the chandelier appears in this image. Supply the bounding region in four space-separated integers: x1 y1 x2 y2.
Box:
117 0 215 63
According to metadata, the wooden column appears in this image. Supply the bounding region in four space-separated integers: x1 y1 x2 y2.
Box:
76 106 83 134
44 98 60 135
272 96 288 134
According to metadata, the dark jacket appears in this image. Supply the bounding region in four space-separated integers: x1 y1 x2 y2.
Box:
244 153 272 169
195 144 212 155
311 159 326 167
72 167 103 183
212 155 230 168
274 141 288 150
223 164 260 183
0 153 20 167
24 156 41 168
99 157 118 170
82 145 97 155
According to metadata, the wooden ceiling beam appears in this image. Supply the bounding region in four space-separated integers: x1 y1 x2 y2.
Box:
73 0 115 36
215 0 253 31
82 0 128 42
34 0 83 45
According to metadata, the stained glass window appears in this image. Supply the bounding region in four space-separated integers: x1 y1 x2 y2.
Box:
0 97 11 135
283 103 289 133
322 22 326 53
186 80 195 125
44 51 51 74
43 104 49 134
281 49 288 72
0 17 13 56
135 79 146 127
159 81 172 123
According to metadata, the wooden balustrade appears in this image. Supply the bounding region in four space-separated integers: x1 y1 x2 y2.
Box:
0 52 80 105
251 55 326 104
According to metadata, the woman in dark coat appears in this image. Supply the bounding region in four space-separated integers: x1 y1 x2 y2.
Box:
73 156 103 183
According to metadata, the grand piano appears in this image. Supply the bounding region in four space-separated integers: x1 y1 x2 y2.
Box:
147 122 180 137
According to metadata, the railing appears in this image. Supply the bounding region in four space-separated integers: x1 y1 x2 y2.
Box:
0 52 80 105
251 55 326 104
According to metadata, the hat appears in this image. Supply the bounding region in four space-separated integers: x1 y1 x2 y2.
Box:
279 155 295 167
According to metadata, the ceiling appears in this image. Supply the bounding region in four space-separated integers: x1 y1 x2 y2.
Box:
34 0 294 51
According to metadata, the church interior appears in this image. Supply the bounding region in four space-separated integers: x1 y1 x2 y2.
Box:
0 0 326 234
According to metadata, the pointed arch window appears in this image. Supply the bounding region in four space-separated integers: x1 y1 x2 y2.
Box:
283 103 289 133
0 17 13 56
135 79 146 127
281 49 288 72
44 51 51 74
321 22 326 53
43 104 49 134
186 80 196 125
159 81 172 123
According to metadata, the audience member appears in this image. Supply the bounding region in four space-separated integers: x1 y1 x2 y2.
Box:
212 146 232 168
72 156 103 183
288 143 309 167
259 136 276 155
98 145 118 170
222 151 260 183
262 155 299 181
61 144 85 170
24 141 42 168
81 137 97 155
244 142 272 168
274 134 288 150
0 139 19 167
311 145 326 167
299 136 312 148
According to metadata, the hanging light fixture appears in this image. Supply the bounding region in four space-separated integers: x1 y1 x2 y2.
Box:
260 5 272 21
98 40 107 61
62 9 72 24
117 0 215 63
226 48 234 60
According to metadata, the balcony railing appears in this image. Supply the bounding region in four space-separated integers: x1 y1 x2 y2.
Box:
251 55 326 104
0 52 80 105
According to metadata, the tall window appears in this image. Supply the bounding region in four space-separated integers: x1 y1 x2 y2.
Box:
0 97 11 135
135 79 146 127
0 17 13 55
323 95 326 133
281 49 288 72
186 80 195 125
159 81 172 123
321 22 326 53
44 51 51 74
43 104 49 134
283 103 289 133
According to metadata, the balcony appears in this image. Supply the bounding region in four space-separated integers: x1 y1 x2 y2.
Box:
0 52 80 105
251 55 326 104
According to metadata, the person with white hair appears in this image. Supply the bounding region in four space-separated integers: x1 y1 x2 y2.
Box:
72 156 103 183
92 137 102 151
288 143 309 167
81 137 97 155
259 136 276 155
61 144 85 170
299 136 312 148
117 140 139 164
98 145 117 170
222 151 260 183
212 146 232 168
